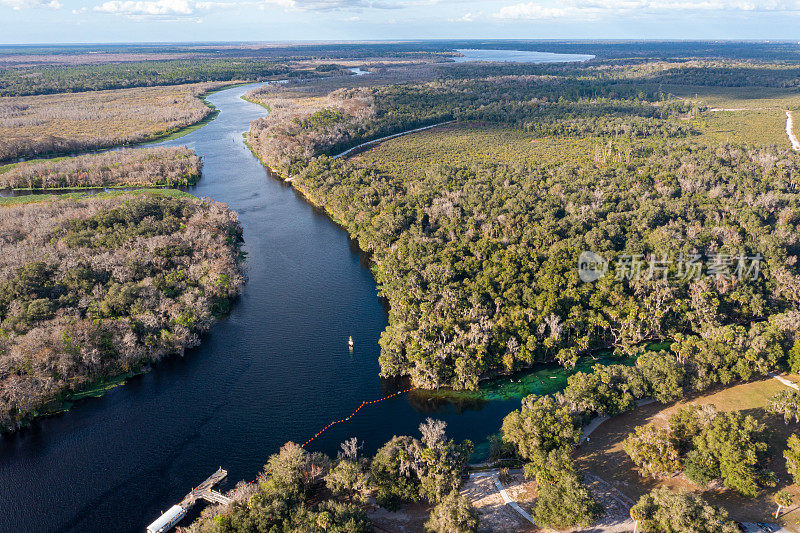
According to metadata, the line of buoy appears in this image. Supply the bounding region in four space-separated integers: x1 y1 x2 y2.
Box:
301 388 415 448
242 388 416 485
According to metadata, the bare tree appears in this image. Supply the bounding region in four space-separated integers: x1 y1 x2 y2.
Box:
419 417 447 449
338 437 362 461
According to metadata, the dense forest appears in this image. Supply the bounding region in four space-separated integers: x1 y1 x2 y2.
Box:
187 420 475 533
302 141 799 390
0 146 201 189
0 192 244 432
238 54 800 533
0 58 293 97
246 64 800 391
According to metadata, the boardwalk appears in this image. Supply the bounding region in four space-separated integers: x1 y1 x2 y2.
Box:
180 467 232 508
147 468 232 533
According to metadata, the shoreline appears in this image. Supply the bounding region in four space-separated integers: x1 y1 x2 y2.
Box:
0 81 244 169
0 187 243 432
244 124 660 401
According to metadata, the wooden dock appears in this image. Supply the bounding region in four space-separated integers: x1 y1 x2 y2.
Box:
147 468 232 533
180 467 232 508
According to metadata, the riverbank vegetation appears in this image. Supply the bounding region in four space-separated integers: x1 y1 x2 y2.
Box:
241 61 800 529
246 87 377 176
246 60 800 394
293 138 800 390
0 146 201 189
0 82 229 162
0 192 244 432
186 420 476 533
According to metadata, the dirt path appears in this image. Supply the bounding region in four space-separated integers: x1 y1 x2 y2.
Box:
462 471 536 532
332 121 454 159
463 469 639 533
575 377 800 531
786 110 800 150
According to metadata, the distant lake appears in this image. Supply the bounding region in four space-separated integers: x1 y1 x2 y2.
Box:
453 48 595 63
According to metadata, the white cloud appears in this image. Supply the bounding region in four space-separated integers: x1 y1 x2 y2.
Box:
195 1 239 7
449 10 481 21
494 4 578 18
90 0 396 17
94 0 194 16
260 0 296 7
1 0 61 9
493 0 800 19
263 0 401 10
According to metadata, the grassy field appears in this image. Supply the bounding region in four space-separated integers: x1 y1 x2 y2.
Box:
664 84 800 147
0 187 194 207
352 106 795 171
690 109 789 146
352 122 599 176
666 85 800 110
0 81 232 161
576 377 800 528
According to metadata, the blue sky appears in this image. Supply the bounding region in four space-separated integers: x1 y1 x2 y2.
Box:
3 0 800 43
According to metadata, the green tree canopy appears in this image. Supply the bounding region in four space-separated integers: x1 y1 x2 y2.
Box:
424 492 479 533
501 394 579 462
630 488 739 533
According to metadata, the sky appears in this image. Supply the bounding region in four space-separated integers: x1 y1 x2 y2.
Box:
3 0 800 43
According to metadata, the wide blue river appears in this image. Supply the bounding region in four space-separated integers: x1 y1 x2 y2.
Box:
0 83 548 532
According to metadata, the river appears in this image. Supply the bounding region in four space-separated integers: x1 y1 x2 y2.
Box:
0 82 606 532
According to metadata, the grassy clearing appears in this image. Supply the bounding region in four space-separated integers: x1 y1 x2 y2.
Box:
353 122 598 175
575 377 800 526
663 84 800 147
691 109 789 146
0 187 194 207
665 85 800 110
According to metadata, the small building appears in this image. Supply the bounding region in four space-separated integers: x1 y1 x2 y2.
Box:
146 505 186 533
